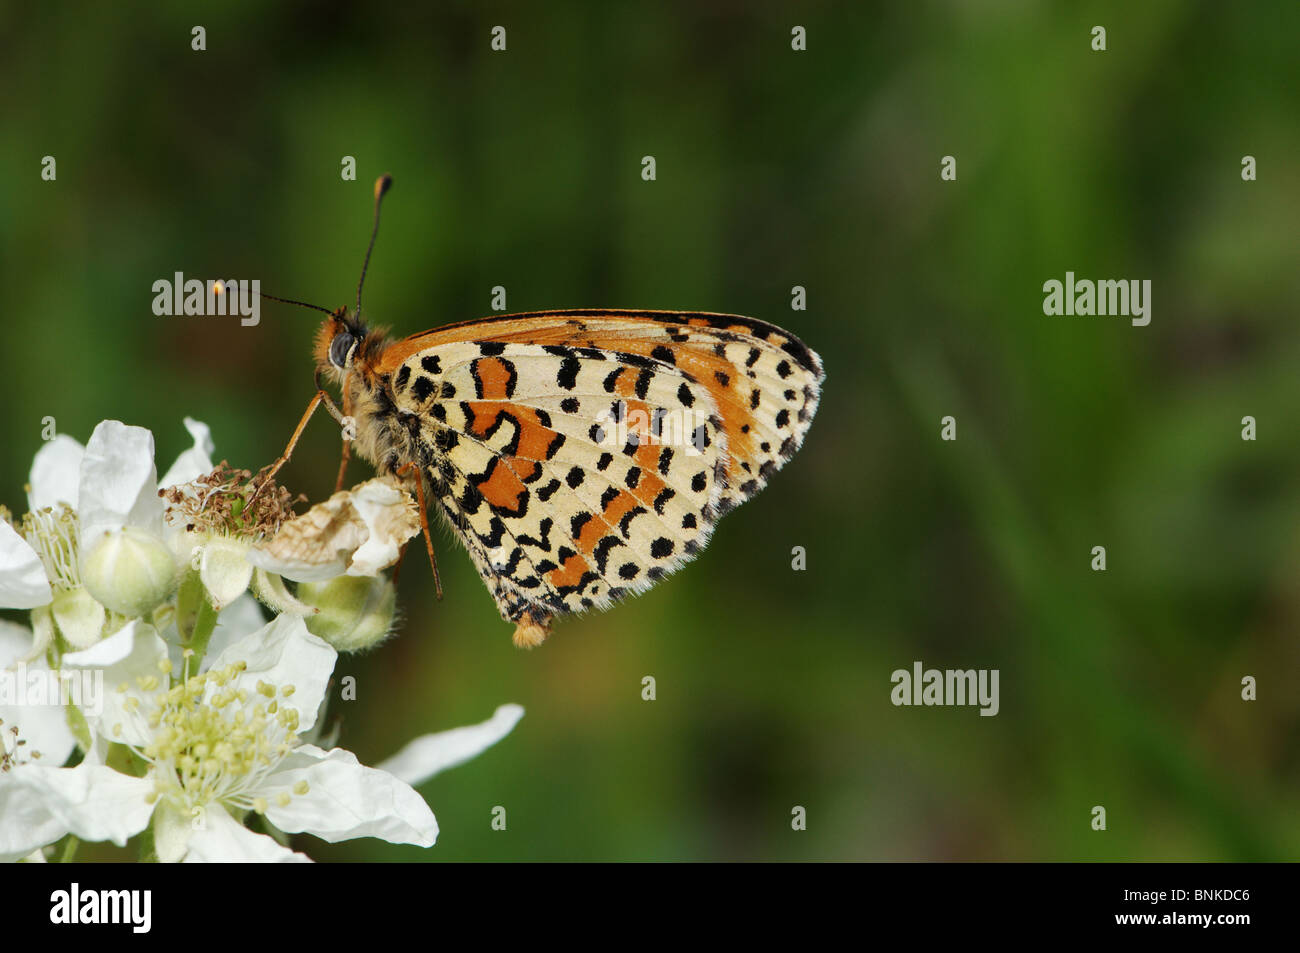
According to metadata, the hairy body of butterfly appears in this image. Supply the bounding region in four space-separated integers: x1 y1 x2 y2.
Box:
259 177 823 648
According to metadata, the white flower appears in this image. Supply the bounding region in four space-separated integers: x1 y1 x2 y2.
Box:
0 420 215 647
34 615 521 862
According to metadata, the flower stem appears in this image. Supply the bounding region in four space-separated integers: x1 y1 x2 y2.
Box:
59 835 80 863
175 570 219 662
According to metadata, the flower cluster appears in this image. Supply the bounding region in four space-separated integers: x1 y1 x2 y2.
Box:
0 419 522 862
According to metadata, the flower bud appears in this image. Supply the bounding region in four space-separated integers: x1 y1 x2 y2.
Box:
295 575 396 652
80 526 178 618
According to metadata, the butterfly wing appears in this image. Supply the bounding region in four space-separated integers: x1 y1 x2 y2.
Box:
379 311 823 636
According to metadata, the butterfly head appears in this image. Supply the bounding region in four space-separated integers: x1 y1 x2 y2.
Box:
313 307 389 383
314 307 359 370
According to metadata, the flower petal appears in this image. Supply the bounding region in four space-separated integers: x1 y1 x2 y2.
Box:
246 494 367 583
262 744 438 847
28 434 85 511
347 479 420 576
183 803 312 863
5 764 155 847
247 477 418 582
198 594 266 671
78 421 164 538
0 619 32 666
244 548 350 584
0 769 72 861
63 621 169 747
159 418 216 489
150 801 192 864
207 615 335 734
377 704 524 786
0 622 78 766
0 521 52 609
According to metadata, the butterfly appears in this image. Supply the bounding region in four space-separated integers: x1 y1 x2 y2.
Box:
257 176 824 647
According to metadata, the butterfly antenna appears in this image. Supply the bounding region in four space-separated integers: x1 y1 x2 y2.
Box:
260 291 334 316
356 174 393 322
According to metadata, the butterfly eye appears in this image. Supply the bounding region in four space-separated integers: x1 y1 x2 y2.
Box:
329 332 357 368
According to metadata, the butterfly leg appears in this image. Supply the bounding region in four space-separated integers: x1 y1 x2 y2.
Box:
334 441 352 493
251 388 346 503
393 461 444 601
334 386 354 493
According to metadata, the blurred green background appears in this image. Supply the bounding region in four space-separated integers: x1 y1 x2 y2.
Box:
2 1 1297 861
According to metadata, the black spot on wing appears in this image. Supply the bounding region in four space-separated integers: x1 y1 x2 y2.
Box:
634 367 653 399
557 356 581 390
593 535 625 574
618 506 646 537
570 511 593 539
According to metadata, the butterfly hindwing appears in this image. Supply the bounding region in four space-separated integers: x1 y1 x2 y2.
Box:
380 311 823 629
389 339 728 624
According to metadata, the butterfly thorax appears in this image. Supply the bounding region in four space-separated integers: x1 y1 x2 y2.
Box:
314 310 412 475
